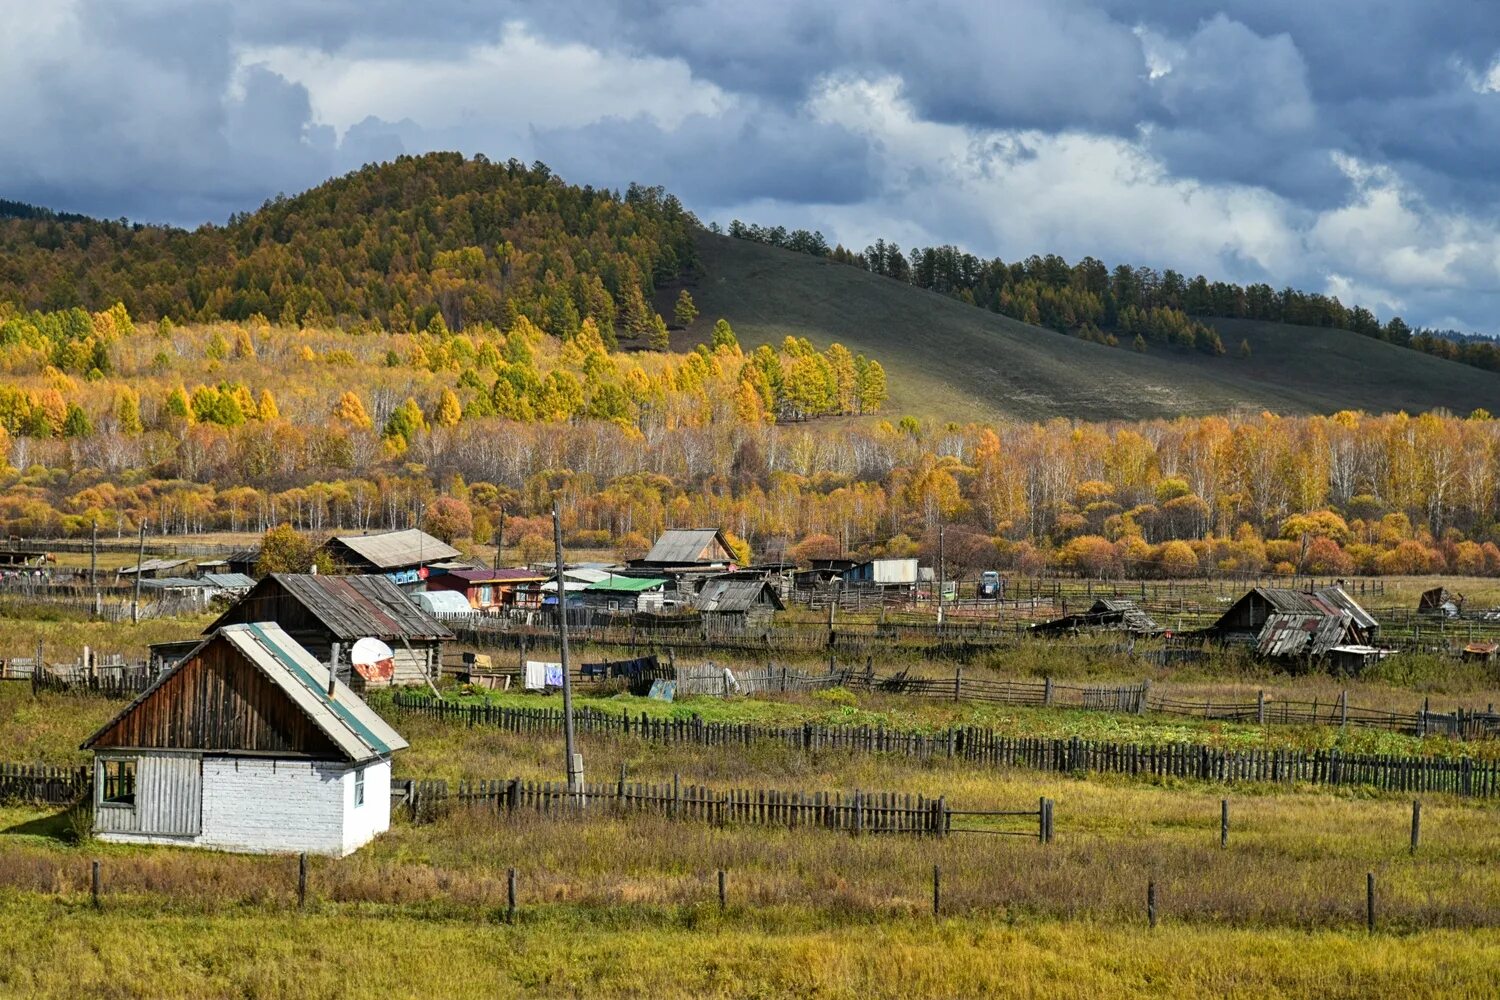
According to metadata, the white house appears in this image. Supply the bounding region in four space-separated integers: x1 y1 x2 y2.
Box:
82 622 408 856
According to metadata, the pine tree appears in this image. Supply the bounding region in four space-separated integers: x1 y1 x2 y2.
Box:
856 360 888 413
1132 334 1147 353
711 318 739 352
648 312 671 351
112 386 143 435
673 289 699 328
257 389 280 421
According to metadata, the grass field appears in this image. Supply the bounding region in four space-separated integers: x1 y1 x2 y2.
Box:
685 233 1500 422
3 666 1499 997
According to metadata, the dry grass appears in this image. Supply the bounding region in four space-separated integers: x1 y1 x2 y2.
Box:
0 900 1495 999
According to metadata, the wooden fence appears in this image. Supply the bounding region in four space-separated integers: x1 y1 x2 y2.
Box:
0 763 91 805
402 774 1001 837
391 695 1500 798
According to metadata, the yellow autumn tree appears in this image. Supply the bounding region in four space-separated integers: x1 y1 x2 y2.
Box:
332 391 373 430
435 388 463 427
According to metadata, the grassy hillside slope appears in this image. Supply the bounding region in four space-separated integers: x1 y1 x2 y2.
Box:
683 233 1500 422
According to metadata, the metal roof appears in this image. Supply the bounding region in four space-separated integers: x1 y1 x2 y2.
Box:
327 529 461 570
83 623 407 763
118 558 190 575
693 578 785 613
202 572 256 589
587 574 668 593
640 528 732 565
413 590 474 615
206 573 454 642
139 576 209 590
432 568 548 584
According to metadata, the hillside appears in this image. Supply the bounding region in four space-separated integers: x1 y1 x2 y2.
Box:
682 233 1500 422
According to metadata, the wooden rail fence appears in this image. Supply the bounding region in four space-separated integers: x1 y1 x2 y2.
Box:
392 695 1500 798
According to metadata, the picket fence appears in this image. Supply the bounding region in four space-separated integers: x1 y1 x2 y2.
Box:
403 774 989 837
391 695 1500 799
0 763 91 805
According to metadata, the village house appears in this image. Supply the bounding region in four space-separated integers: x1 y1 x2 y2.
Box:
320 528 465 588
199 573 452 687
580 574 671 613
424 567 549 614
629 529 739 574
83 622 407 856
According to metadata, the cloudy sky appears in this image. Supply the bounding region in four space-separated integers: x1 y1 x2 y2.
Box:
5 1 1500 333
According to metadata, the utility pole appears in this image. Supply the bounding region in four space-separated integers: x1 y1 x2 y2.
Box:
494 509 505 569
131 519 146 625
553 500 583 798
936 522 946 627
90 519 99 618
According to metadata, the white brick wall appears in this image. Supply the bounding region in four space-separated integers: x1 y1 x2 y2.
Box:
200 758 348 854
95 754 395 856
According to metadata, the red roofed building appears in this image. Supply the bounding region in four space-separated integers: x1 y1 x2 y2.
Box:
424 568 550 613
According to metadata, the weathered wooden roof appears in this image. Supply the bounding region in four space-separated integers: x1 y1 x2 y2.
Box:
83 623 408 762
327 529 460 570
117 557 190 575
640 529 732 565
206 573 454 642
693 578 785 613
1255 611 1352 658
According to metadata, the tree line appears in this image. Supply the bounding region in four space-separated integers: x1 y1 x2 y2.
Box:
721 219 1500 372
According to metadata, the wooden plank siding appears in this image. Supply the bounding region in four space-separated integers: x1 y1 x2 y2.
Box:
88 634 342 758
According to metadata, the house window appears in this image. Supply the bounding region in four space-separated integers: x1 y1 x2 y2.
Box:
354 766 365 807
101 758 136 806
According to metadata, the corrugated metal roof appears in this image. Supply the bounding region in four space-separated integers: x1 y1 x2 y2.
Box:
118 558 190 575
1256 611 1352 658
641 529 731 565
413 590 474 615
693 579 785 613
329 529 461 570
202 572 256 589
83 623 408 763
206 574 454 641
587 574 668 593
433 568 548 584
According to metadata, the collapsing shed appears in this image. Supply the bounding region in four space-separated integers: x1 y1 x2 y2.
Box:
1210 585 1380 663
82 623 407 856
205 574 452 686
1031 598 1160 637
1418 586 1463 618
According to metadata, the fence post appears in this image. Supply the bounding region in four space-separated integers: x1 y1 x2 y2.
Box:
1137 679 1149 715
1366 872 1375 933
1257 690 1266 726
507 867 517 924
1039 795 1047 843
1220 799 1229 848
1046 798 1054 843
1410 800 1421 855
672 772 681 820
297 852 308 909
1044 676 1053 707
617 762 626 809
718 869 727 911
1147 879 1157 929
1340 690 1348 728
932 865 941 917
954 666 962 702
91 859 101 910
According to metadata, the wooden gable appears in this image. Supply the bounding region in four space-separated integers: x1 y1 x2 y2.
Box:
86 633 341 758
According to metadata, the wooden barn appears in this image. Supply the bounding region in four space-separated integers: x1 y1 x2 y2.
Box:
205 573 452 686
1209 585 1380 663
82 622 407 856
629 528 739 573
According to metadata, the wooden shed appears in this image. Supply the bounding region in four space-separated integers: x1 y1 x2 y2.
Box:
321 528 464 587
82 622 407 856
692 578 784 632
1209 585 1379 661
205 573 452 686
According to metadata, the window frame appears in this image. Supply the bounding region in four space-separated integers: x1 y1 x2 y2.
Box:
353 765 365 808
99 757 137 808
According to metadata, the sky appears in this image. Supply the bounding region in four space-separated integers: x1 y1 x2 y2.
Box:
4 1 1500 333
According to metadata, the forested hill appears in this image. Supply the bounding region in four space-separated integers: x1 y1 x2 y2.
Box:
687 232 1500 422
0 153 696 340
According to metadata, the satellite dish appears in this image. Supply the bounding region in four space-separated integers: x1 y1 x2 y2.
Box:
350 637 396 684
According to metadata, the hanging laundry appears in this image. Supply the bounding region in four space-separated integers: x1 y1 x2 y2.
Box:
524 660 549 690
544 662 565 688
